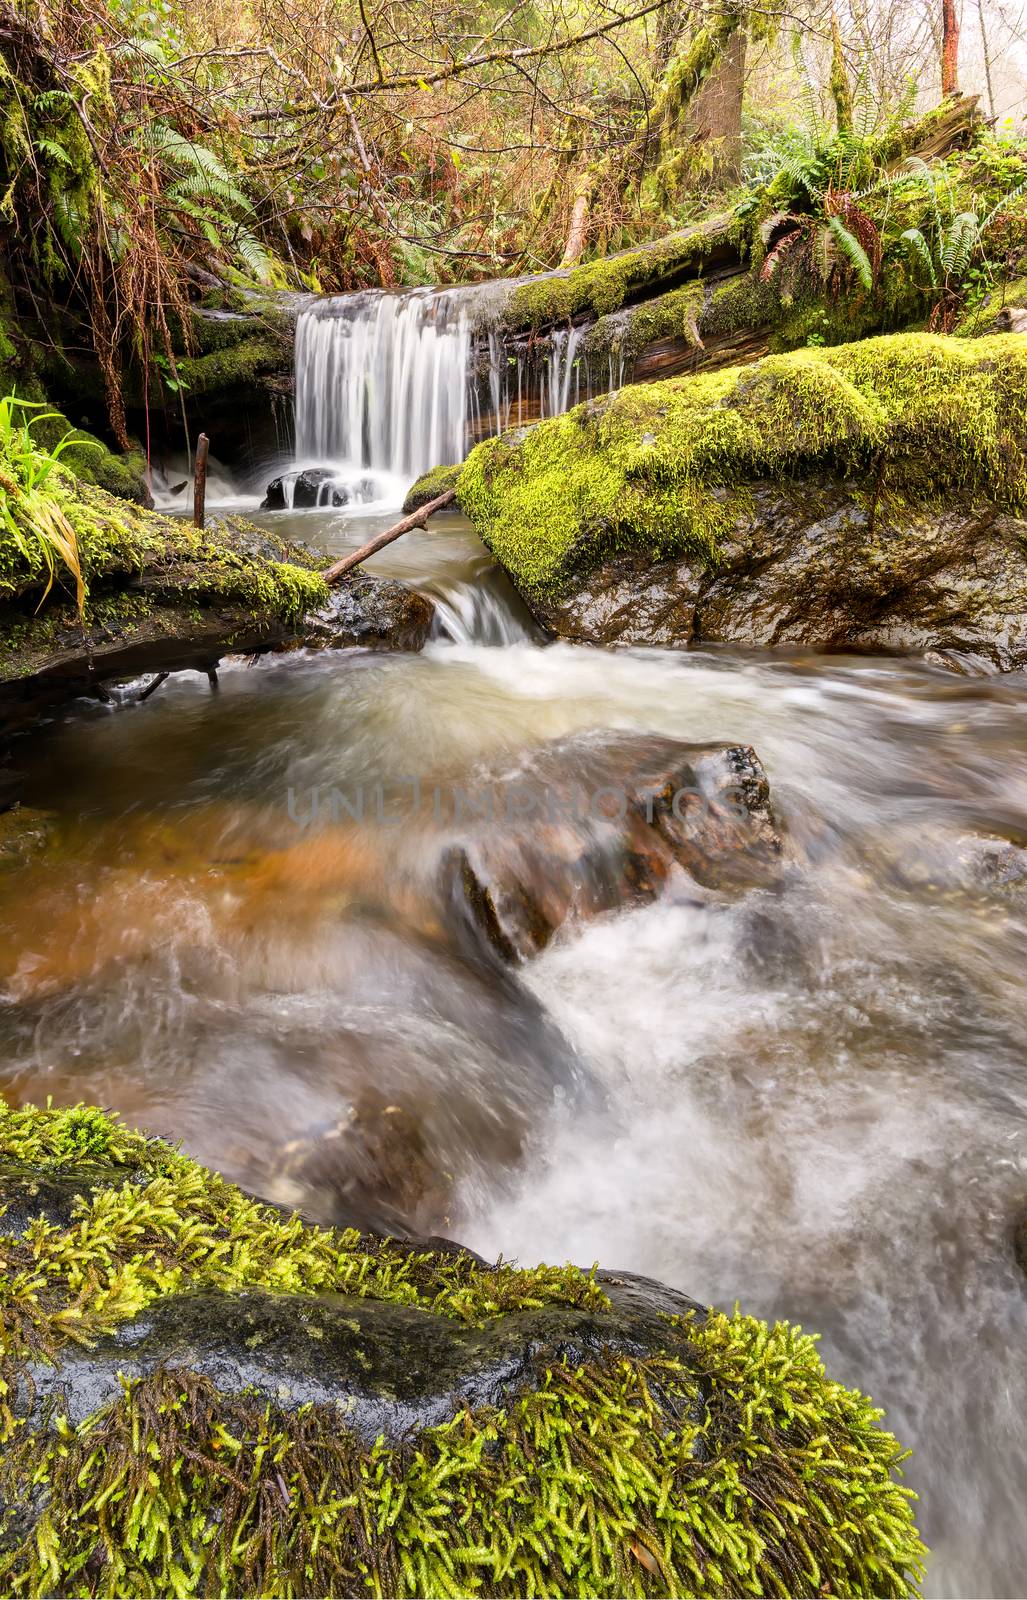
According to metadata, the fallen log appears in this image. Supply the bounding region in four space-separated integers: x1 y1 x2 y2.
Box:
321 488 457 584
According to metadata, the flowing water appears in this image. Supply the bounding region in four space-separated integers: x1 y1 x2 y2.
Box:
3 290 1027 1593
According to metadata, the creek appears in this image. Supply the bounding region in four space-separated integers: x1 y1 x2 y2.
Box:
3 285 1027 1597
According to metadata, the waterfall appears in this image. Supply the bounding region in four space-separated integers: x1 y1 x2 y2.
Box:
293 283 626 489
295 289 476 480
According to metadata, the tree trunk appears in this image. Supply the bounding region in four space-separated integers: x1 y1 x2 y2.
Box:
830 10 853 136
941 0 960 96
680 23 747 186
560 167 594 268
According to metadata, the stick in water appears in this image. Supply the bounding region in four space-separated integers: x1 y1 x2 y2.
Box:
193 433 210 529
321 488 456 585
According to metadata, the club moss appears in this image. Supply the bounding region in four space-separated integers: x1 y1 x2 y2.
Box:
0 1098 925 1596
458 330 1027 602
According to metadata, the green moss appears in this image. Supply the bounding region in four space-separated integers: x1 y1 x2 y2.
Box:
585 273 777 370
458 331 1027 600
0 458 325 623
402 462 462 514
0 1099 926 1596
175 333 290 398
30 411 150 504
504 217 732 335
953 274 1027 337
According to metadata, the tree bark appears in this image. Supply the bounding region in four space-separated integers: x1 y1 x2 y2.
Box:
560 168 594 268
680 23 747 186
941 0 960 96
830 11 853 136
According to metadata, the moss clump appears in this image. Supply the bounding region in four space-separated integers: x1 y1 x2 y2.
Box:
402 461 462 514
459 331 1027 600
175 333 291 398
504 215 733 335
29 411 150 504
0 461 325 624
0 1099 925 1597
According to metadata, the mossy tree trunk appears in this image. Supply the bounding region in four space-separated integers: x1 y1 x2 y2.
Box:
677 23 747 187
830 10 854 136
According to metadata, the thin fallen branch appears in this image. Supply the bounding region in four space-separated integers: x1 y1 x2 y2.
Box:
321 488 456 584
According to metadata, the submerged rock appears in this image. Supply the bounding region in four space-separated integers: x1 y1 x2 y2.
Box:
443 733 782 961
0 1098 925 1597
457 333 1027 667
0 806 59 871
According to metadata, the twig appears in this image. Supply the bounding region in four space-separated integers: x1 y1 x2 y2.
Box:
321 488 456 584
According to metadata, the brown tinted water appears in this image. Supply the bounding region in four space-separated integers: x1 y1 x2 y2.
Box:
2 506 1027 1595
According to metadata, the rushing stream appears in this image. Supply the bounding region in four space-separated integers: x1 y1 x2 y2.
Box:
5 282 1027 1594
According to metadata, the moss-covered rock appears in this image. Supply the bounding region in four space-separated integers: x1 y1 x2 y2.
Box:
0 1097 925 1596
0 447 330 720
458 333 1027 652
29 412 151 505
402 461 462 514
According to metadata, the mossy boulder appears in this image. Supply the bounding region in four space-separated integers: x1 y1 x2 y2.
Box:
459 332 1027 665
402 461 462 514
0 1098 925 1596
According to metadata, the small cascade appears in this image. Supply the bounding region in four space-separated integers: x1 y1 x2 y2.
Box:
293 283 626 483
430 578 535 647
295 289 479 479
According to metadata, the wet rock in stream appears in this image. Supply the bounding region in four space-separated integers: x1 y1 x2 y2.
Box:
297 574 435 651
444 733 783 961
262 467 372 510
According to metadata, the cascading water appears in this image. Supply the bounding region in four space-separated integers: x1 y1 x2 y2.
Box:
292 282 625 494
295 289 477 479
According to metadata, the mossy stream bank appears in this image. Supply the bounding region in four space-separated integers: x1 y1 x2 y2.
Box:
443 332 1027 666
0 465 436 732
0 1098 925 1597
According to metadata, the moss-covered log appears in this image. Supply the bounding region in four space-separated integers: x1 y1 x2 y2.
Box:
457 332 1027 666
0 1097 925 1596
0 436 333 727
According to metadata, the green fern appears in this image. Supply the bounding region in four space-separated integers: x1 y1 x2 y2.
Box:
941 212 981 275
33 137 72 166
826 215 873 290
168 171 251 211
899 227 939 287
232 223 279 285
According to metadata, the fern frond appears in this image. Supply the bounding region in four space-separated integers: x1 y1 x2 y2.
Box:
899 227 938 287
231 224 278 285
941 213 980 276
759 225 804 283
33 137 72 167
168 172 251 211
980 178 1027 233
826 216 873 290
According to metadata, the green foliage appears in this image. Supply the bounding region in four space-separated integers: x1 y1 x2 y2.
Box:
0 1098 926 1597
459 332 1027 600
0 396 91 611
0 442 325 622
